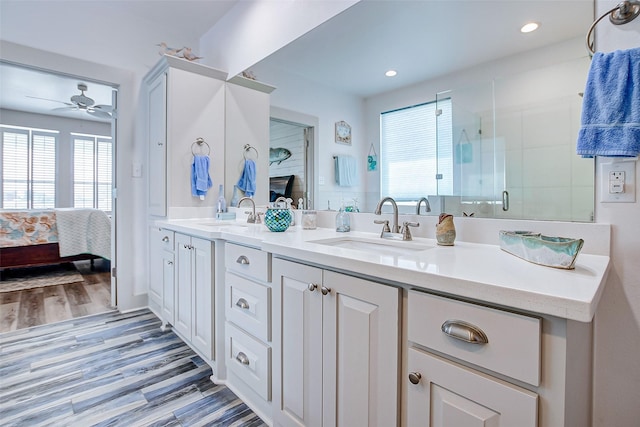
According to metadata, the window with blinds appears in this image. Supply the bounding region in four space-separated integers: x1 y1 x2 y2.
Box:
380 99 453 201
73 133 112 212
1 126 57 209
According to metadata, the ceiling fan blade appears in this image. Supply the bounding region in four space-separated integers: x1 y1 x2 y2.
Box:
26 95 73 106
52 106 78 112
87 109 113 119
92 104 114 113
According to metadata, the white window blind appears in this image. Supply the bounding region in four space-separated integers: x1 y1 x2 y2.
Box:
380 99 452 201
73 134 112 212
1 126 57 209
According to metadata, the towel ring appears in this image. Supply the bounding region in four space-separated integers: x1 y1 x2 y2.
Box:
586 0 640 55
243 144 259 160
191 137 210 156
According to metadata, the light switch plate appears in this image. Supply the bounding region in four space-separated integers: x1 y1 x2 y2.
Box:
600 161 635 203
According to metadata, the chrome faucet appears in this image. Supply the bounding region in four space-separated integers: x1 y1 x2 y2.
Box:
374 197 400 233
416 197 431 215
238 197 261 223
273 196 288 208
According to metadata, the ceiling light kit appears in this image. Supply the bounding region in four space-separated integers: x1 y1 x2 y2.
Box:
520 22 540 33
385 70 397 77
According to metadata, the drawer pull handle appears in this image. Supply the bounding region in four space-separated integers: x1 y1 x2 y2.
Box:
236 352 250 365
441 320 489 344
162 236 169 242
408 372 422 385
236 255 250 265
236 298 250 310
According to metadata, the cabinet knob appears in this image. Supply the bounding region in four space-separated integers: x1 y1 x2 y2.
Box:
166 261 173 266
236 352 250 366
321 286 331 296
236 255 250 265
157 141 163 146
308 283 318 292
235 298 250 310
441 320 489 344
162 236 169 242
408 372 422 385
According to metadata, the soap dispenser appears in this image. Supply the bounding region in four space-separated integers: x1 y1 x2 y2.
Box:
335 200 350 232
217 184 227 213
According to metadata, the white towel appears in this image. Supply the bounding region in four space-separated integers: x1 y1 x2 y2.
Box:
335 156 357 187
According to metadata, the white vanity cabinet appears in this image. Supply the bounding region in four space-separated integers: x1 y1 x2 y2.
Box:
174 232 215 361
223 242 273 422
272 258 401 427
406 290 539 427
148 227 175 326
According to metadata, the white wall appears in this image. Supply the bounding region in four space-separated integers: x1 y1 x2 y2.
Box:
592 1 640 425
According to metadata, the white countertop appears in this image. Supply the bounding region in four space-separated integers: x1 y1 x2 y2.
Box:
157 218 610 322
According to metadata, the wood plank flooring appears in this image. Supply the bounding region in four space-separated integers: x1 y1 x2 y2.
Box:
0 308 266 426
0 260 113 333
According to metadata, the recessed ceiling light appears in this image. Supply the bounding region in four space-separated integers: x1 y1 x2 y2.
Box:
520 22 540 33
385 70 397 77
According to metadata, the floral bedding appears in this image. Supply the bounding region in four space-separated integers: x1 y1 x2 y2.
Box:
0 210 59 248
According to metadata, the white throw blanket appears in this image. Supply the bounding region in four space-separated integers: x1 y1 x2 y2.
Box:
55 209 111 260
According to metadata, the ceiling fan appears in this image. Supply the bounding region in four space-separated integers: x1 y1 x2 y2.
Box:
28 83 114 119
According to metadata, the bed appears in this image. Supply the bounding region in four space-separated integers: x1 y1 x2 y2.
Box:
0 209 111 270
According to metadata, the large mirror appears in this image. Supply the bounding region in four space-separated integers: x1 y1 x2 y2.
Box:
250 0 595 222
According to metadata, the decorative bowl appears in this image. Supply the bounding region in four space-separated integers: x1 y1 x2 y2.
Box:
499 230 584 269
264 208 292 232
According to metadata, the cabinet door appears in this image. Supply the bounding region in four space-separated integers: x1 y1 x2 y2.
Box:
273 258 323 427
191 237 214 360
147 73 167 217
322 271 400 427
148 227 164 312
407 347 538 427
161 249 175 324
174 233 192 338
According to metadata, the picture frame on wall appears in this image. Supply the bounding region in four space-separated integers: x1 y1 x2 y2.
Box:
335 120 352 145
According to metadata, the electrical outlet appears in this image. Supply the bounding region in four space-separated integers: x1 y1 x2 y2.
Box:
600 161 635 203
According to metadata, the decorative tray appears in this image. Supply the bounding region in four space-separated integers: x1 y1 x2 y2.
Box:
498 231 584 269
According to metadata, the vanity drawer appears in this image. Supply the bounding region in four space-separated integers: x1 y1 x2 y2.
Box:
226 322 271 401
225 242 271 282
156 228 174 251
408 290 541 386
226 272 271 342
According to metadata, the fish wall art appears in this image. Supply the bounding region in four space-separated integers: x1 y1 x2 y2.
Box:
269 147 292 165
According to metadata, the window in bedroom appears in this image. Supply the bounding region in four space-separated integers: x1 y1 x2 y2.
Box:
380 98 453 202
1 125 58 209
73 133 112 212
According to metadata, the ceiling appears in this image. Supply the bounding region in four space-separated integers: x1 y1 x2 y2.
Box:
0 0 593 120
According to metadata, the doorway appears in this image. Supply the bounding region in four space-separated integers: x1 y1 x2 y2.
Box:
0 62 118 329
269 107 318 209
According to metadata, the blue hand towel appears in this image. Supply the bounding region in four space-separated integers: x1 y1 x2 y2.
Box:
237 159 256 197
576 47 640 158
191 155 212 197
335 156 357 187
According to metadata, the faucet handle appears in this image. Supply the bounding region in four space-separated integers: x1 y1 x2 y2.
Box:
401 221 420 241
255 212 264 224
374 219 391 234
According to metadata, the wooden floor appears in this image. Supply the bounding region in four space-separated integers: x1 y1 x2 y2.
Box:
0 259 113 333
0 308 266 426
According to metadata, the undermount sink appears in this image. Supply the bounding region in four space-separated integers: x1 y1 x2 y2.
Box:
310 236 433 257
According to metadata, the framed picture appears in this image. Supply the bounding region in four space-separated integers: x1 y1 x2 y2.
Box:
335 120 352 145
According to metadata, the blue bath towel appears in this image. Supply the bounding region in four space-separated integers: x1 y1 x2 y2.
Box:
191 155 212 197
335 156 357 186
237 159 256 197
576 47 640 157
